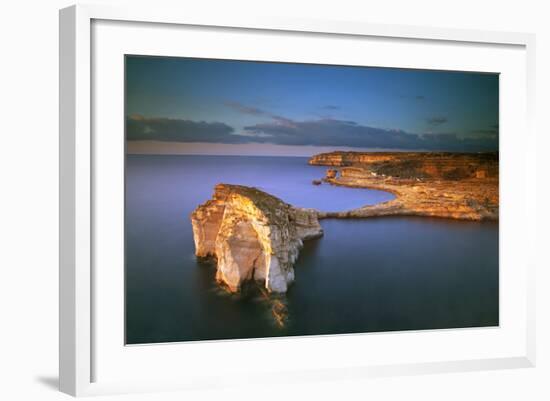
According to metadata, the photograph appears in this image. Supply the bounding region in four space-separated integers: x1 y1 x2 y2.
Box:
124 55 499 344
2 0 545 399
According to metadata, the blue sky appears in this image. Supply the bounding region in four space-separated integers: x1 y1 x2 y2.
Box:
126 55 498 155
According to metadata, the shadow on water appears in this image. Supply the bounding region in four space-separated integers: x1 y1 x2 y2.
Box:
192 254 293 332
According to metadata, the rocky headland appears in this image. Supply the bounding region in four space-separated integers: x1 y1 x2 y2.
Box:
191 152 498 301
191 184 323 294
309 151 499 220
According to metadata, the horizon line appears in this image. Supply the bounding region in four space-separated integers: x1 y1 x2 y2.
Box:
125 140 487 157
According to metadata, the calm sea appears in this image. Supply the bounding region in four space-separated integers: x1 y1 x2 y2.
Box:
125 155 498 344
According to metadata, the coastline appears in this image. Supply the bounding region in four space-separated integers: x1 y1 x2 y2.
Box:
309 152 499 221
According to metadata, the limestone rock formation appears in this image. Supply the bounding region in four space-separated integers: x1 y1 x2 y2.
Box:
310 151 499 221
310 151 498 180
191 184 323 293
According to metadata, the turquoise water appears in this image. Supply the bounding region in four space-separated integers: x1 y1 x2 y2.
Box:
125 155 498 344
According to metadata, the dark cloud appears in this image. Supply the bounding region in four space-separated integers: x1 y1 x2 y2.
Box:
426 116 448 126
321 105 341 110
399 94 425 101
223 101 266 116
126 115 234 142
243 117 497 151
243 119 415 148
469 123 499 137
224 100 291 123
419 133 496 151
470 129 498 136
127 113 497 152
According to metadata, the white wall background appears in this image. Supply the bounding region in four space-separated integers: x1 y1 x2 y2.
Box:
0 0 547 400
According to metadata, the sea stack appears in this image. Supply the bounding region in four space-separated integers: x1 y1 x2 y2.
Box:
191 184 323 293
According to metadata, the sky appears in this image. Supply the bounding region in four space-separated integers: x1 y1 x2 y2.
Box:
126 55 499 156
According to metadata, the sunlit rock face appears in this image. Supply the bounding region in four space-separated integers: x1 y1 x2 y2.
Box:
325 169 338 179
310 151 499 221
191 184 323 293
309 151 498 180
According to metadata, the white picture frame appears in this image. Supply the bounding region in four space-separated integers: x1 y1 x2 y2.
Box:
59 3 536 397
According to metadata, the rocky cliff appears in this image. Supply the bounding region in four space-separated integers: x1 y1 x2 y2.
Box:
310 151 499 221
309 151 498 180
191 184 323 293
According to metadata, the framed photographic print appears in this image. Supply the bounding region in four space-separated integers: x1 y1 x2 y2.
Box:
59 4 536 396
